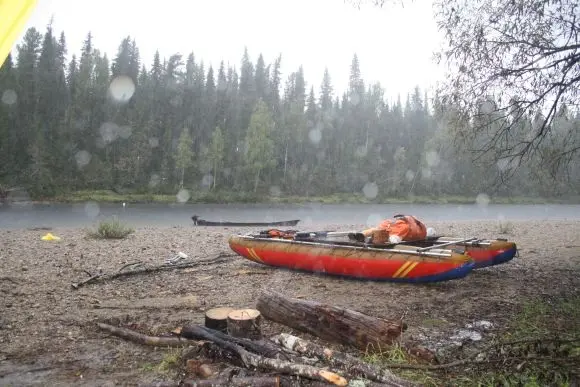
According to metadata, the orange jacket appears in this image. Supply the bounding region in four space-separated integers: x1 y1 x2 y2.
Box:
363 215 427 243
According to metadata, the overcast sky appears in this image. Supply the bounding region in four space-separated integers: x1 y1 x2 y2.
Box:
20 0 444 103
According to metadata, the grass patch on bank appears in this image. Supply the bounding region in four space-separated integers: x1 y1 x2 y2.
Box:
157 349 181 373
86 216 134 239
507 296 580 339
364 296 580 386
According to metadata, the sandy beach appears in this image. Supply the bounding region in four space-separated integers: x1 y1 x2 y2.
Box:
1 219 579 386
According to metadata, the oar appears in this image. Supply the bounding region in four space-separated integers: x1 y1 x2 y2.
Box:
416 237 478 252
294 231 366 242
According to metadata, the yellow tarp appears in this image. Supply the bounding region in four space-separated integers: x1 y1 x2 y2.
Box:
0 0 38 67
41 232 61 241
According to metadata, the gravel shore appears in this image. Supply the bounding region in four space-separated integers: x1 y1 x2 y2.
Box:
1 219 579 386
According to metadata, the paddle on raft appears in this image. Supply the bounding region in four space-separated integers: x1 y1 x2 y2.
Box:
294 231 366 242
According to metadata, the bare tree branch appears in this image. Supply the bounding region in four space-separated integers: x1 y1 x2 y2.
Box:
433 0 579 175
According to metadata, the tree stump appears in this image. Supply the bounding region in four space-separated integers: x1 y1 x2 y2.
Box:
227 309 262 339
205 307 235 333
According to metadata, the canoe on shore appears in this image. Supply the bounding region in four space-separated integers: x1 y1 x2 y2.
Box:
192 215 300 227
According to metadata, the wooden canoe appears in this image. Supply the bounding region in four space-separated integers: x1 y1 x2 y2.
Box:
228 234 475 283
192 215 300 227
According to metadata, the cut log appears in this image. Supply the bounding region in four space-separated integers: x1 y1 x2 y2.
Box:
205 307 235 333
256 289 406 351
227 309 262 340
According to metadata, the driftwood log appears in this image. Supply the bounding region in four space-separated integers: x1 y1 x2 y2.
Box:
227 309 262 339
256 290 406 351
205 307 235 332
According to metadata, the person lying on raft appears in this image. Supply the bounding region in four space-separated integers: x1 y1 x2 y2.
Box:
358 214 435 244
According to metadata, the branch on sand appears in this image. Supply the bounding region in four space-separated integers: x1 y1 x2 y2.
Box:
71 252 236 289
177 325 348 386
97 323 201 347
140 376 290 387
99 322 349 385
271 333 414 387
181 325 290 360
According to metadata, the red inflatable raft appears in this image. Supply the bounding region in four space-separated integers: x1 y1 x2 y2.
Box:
228 234 475 283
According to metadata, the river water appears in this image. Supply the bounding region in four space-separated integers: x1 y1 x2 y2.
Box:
1 202 579 229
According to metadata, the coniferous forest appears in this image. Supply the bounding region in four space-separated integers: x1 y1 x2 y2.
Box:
1 26 579 202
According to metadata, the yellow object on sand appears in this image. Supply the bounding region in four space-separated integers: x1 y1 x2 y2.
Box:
41 232 61 241
0 0 38 67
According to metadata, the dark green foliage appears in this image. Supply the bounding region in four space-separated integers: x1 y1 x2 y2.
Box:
0 28 578 201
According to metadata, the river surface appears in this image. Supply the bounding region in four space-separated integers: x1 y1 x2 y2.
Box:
1 202 579 229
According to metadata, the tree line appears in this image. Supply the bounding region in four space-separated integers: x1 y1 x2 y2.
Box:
1 25 579 201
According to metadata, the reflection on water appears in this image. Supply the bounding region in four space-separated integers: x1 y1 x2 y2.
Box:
1 202 579 229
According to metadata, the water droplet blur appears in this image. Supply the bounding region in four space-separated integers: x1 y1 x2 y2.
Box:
269 185 281 197
176 188 191 203
99 122 120 144
149 137 159 148
322 111 333 124
109 76 135 104
350 92 360 106
1 89 17 105
362 182 378 199
422 168 432 179
84 201 100 218
476 193 490 207
170 95 183 107
425 150 440 167
75 150 91 168
405 170 415 182
201 174 213 188
308 128 322 145
355 145 367 158
6 188 30 205
95 137 106 149
316 150 326 161
496 159 510 172
149 174 160 188
223 167 231 177
480 100 495 114
301 216 314 227
366 213 382 228
118 125 132 139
